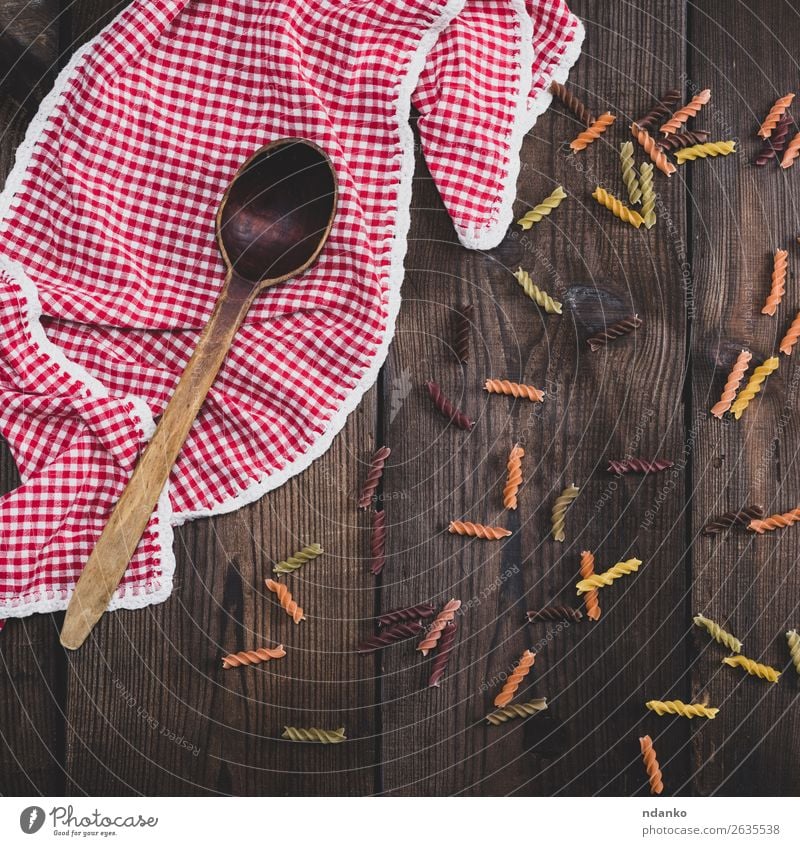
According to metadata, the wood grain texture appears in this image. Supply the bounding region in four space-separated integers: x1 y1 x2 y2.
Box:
378 0 693 797
0 0 64 797
687 0 800 797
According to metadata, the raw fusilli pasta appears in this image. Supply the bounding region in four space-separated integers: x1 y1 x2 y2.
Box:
761 249 788 316
729 356 779 419
370 508 386 576
517 186 567 229
576 558 642 594
222 644 286 669
693 613 742 653
639 162 656 229
453 303 473 364
619 141 642 204
722 654 781 683
264 578 305 624
631 123 677 176
494 649 536 707
779 311 800 355
282 727 346 744
273 543 324 574
503 444 524 510
570 112 616 151
780 130 800 168
758 93 795 138
592 186 645 229
786 630 800 674
357 621 423 653
417 599 461 656
358 446 391 508
448 521 511 540
579 550 601 621
485 378 545 402
428 620 458 688
485 698 548 725
549 81 594 126
710 349 751 418
551 483 579 542
646 699 719 719
635 87 681 133
747 507 800 534
639 735 664 795
674 140 736 162
425 380 475 431
526 606 583 623
513 267 563 314
660 89 711 135
586 314 643 351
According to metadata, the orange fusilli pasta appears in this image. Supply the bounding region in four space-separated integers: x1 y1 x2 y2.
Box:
494 649 536 707
579 550 601 621
504 445 524 510
265 578 305 623
660 89 711 135
639 735 664 795
761 249 788 316
710 349 751 418
448 521 511 540
569 112 616 151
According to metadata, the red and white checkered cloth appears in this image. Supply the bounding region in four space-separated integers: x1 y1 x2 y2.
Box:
0 0 582 629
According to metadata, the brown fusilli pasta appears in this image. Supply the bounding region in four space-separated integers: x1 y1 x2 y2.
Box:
503 444 524 510
636 87 681 133
453 303 473 364
761 249 788 316
378 603 436 626
607 458 673 474
660 89 711 135
549 80 594 126
358 445 391 509
494 649 536 707
425 380 475 431
417 599 462 656
586 315 643 351
657 129 710 152
754 112 793 166
710 349 751 418
428 620 458 688
357 621 423 653
526 606 583 623
569 112 616 151
702 505 764 535
222 644 286 669
264 578 305 624
448 521 511 540
370 509 386 576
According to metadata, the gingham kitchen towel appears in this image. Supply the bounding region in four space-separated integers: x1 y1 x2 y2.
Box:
0 0 582 629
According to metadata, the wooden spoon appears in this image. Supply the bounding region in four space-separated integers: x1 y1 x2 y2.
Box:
60 138 338 649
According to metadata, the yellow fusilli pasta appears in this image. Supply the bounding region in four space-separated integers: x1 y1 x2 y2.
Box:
674 140 736 163
592 186 645 229
722 654 781 683
575 558 642 593
282 726 347 743
517 186 567 229
639 162 656 229
730 356 779 419
551 483 579 542
513 267 563 314
619 141 642 204
485 698 548 725
786 630 800 675
646 699 719 719
693 613 742 653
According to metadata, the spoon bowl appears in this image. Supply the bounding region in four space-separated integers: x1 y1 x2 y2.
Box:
61 138 337 650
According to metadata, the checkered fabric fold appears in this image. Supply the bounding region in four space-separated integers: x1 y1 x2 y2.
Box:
0 0 581 630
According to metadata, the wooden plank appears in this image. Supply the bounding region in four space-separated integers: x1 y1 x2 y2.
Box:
0 0 64 797
687 0 800 797
378 0 691 796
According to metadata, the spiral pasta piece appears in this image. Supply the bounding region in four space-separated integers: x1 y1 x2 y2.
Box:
485 698 548 725
780 130 800 168
282 726 346 744
484 378 545 402
660 89 711 135
639 162 656 229
619 141 642 204
779 312 800 355
551 483 579 542
272 543 324 575
747 507 800 534
710 349 751 418
453 303 473 364
702 504 764 535
428 620 458 688
587 315 643 352
448 521 511 540
517 185 567 229
758 93 795 138
579 550 601 621
417 599 462 656
370 508 386 576
592 186 645 229
657 129 711 152
761 249 788 316
503 444 524 510
646 699 719 719
729 356 779 419
526 606 583 623
425 380 475 431
754 113 793 166
512 267 563 314
675 140 735 163
358 446 391 508
576 558 642 594
494 649 536 707
631 123 677 176
639 735 664 795
722 654 781 683
570 112 616 151
607 458 673 474
357 621 423 653
264 578 305 623
635 87 681 133
693 613 742 653
222 644 286 669
378 603 436 626
786 630 800 674
549 81 594 126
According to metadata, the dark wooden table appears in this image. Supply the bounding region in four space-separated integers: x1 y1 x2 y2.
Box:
1 0 799 797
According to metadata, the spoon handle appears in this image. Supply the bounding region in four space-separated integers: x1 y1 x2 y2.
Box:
60 272 257 650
